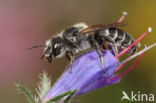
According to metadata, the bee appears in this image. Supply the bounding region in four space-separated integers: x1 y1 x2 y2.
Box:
28 21 140 73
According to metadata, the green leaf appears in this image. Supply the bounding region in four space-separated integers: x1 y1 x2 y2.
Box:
15 83 35 103
64 89 77 103
46 90 73 103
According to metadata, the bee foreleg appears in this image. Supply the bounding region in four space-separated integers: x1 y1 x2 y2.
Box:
66 50 74 73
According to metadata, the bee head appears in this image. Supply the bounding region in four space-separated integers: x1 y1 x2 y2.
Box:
43 37 66 63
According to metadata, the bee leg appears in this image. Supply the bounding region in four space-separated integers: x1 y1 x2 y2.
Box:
66 50 74 73
69 51 74 73
102 36 118 56
93 42 105 73
110 43 118 56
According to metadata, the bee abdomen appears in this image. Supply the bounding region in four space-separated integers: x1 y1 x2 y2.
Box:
96 28 138 54
106 28 137 54
107 28 132 46
123 32 132 45
114 29 125 44
108 28 117 39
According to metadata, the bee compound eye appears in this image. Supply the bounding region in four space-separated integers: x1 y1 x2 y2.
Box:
54 44 59 49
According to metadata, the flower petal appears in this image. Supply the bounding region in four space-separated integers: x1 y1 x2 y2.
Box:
43 50 119 102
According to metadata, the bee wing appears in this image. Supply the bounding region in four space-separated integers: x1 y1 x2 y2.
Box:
80 22 126 34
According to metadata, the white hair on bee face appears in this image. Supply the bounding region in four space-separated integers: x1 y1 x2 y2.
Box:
44 40 51 55
45 40 51 47
73 22 88 30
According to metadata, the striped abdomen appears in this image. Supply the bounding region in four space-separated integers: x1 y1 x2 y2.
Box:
94 28 139 54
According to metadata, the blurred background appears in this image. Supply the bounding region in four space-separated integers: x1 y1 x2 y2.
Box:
0 0 156 103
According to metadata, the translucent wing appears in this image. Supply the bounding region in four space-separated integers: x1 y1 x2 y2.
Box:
80 22 126 34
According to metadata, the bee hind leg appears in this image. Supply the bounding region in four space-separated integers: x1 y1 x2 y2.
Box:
102 36 118 56
110 43 119 56
66 50 74 73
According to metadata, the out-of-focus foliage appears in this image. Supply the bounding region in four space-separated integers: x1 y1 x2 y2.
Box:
16 72 51 103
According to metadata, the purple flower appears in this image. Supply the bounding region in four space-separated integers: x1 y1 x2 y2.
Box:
42 50 119 103
42 27 156 103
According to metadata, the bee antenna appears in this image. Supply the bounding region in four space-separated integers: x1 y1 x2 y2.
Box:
27 44 46 50
41 47 50 60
